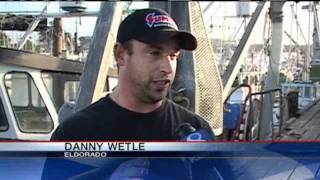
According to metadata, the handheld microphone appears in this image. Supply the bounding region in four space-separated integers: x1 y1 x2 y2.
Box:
175 123 218 179
175 123 214 141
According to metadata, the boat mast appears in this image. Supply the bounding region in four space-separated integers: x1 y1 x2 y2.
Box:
259 1 285 140
313 2 320 62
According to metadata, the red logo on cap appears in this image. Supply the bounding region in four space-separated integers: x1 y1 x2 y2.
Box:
145 13 178 29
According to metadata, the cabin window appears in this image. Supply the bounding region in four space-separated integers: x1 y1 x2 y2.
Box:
283 87 288 95
64 81 80 102
41 71 81 112
304 87 311 98
104 77 118 92
0 98 9 131
297 87 303 97
41 71 118 112
4 72 53 133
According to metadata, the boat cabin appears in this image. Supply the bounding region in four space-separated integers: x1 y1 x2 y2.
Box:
0 48 117 140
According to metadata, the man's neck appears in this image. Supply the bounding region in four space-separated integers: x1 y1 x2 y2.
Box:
111 89 163 113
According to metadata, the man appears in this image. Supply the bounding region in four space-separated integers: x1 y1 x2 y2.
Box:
51 8 214 141
43 8 219 180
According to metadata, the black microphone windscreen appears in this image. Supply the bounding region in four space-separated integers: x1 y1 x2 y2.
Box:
175 123 196 140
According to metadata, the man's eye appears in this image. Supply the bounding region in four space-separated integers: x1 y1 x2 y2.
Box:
150 51 162 56
170 54 179 59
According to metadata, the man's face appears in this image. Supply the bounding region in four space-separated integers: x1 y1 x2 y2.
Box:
122 38 180 104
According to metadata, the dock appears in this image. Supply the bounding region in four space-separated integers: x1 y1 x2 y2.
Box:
279 99 320 140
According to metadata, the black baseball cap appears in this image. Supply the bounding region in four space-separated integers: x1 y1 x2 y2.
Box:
116 8 197 51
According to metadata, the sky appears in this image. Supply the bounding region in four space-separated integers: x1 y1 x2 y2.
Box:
200 1 315 46
0 1 316 46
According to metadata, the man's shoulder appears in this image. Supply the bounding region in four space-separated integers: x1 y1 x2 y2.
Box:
63 98 106 121
166 99 201 118
165 99 209 124
165 98 214 137
52 97 113 140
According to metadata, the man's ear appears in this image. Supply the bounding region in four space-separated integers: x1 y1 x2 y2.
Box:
113 43 125 66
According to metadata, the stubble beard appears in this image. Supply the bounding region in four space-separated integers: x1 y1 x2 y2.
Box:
137 81 170 104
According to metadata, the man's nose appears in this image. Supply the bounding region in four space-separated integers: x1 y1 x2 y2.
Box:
160 55 175 74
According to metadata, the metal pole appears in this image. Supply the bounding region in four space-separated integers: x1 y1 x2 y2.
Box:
52 18 63 57
149 2 196 112
259 1 285 140
222 2 269 102
17 5 47 49
74 2 124 112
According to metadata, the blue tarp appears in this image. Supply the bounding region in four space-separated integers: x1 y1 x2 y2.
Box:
223 103 242 129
